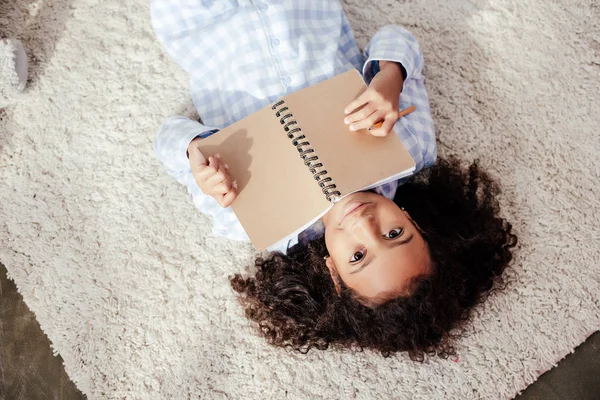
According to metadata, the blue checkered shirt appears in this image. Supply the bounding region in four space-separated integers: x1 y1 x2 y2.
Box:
151 0 437 253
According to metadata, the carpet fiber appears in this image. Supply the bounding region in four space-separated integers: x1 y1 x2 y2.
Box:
1 0 599 399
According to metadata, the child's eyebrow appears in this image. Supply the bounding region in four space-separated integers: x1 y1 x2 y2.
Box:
350 234 414 274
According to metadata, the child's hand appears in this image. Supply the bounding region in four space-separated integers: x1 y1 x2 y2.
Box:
188 138 237 208
343 61 405 137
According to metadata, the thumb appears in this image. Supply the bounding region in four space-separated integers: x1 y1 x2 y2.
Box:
188 141 207 172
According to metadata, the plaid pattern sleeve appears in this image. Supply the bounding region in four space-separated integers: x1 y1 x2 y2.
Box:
151 1 437 252
365 25 437 184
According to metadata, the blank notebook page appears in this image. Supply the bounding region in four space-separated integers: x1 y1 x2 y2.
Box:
199 103 330 250
282 69 415 197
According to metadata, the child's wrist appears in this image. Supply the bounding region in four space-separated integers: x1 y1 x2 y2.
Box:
378 61 405 93
379 60 401 74
379 60 407 80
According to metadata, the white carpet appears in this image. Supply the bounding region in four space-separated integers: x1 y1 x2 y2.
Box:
1 0 599 398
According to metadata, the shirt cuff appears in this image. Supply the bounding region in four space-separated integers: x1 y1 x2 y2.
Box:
365 59 408 83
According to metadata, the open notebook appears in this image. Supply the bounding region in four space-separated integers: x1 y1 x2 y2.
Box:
199 69 415 250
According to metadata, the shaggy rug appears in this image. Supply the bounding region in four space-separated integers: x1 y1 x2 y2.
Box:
1 0 599 398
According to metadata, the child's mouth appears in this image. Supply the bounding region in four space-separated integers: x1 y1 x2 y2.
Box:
339 201 368 224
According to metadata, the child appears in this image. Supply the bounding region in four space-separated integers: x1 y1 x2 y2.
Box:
152 0 517 360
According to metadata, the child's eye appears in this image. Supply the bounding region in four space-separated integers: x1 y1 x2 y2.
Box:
384 228 403 239
349 249 366 263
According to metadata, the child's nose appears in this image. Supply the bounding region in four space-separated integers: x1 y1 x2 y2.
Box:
350 214 379 242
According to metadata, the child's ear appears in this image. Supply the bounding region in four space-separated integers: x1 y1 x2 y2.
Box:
324 256 342 296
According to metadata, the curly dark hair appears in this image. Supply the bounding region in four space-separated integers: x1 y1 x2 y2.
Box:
230 157 518 360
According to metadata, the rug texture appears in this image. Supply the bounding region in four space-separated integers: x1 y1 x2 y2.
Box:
1 0 599 399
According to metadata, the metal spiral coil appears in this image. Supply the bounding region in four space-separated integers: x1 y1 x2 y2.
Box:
271 99 341 202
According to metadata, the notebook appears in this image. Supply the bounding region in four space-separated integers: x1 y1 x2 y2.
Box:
199 69 415 250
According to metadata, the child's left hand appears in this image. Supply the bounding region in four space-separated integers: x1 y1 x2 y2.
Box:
343 61 405 137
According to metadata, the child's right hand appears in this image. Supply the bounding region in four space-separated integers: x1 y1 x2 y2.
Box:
187 138 237 208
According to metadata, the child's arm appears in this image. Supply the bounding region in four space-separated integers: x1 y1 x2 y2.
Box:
344 61 405 136
361 25 424 85
345 25 437 171
344 26 424 136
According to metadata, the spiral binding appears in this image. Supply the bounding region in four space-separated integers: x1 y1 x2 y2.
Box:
272 100 341 202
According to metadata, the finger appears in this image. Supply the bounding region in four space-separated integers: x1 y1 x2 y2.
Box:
217 188 238 208
195 166 218 186
207 182 231 195
195 157 218 181
206 164 232 189
208 155 219 171
344 103 377 125
188 143 207 173
201 155 222 178
205 170 229 187
344 90 375 115
369 116 396 137
349 110 385 132
215 160 232 188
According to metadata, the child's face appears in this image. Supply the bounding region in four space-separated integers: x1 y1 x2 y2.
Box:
322 192 431 303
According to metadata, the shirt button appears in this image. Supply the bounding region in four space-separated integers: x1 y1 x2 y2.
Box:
258 3 268 11
283 77 292 86
271 38 280 47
